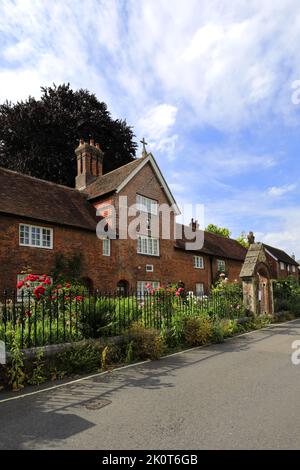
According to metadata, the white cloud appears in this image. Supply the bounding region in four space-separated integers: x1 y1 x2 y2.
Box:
1 0 300 129
267 184 297 197
137 104 178 159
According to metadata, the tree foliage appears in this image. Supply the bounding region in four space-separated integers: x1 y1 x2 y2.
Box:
236 232 249 249
205 224 231 238
0 83 137 186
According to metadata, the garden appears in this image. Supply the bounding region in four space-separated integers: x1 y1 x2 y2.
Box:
0 274 297 391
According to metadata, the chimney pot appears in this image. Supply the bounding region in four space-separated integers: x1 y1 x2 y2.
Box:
247 231 255 245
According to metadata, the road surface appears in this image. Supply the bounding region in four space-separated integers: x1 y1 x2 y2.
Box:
0 320 300 449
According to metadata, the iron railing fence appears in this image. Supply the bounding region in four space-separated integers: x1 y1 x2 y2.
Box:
0 289 243 350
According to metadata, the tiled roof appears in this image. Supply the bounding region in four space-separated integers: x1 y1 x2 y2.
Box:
263 244 299 266
0 167 98 231
85 157 146 200
175 224 248 261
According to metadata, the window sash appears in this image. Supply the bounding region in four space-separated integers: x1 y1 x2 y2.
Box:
137 236 159 256
195 283 204 295
194 256 204 269
102 238 111 256
16 274 53 300
280 262 285 270
19 224 53 249
217 259 226 272
137 281 160 295
136 194 158 215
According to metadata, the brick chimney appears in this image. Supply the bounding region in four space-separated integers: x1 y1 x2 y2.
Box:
247 231 255 245
75 139 104 190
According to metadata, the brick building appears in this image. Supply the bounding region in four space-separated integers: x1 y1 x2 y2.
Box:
0 139 297 294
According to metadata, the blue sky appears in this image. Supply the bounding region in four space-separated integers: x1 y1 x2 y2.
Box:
1 0 300 256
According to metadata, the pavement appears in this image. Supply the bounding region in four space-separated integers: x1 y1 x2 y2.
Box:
1 320 300 450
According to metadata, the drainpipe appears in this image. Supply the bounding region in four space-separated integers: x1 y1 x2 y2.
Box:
209 256 214 293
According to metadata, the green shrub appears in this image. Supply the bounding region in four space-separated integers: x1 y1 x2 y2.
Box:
7 331 26 391
80 297 116 338
127 322 165 360
54 340 102 375
28 348 46 386
211 322 225 343
183 316 213 346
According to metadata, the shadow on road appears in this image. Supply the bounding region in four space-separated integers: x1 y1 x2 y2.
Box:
0 320 299 449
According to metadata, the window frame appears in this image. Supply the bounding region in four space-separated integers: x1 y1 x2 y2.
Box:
102 238 111 257
16 274 53 301
194 255 204 269
136 194 158 215
292 265 296 273
280 261 285 271
217 259 226 272
137 235 160 256
195 283 205 296
19 224 53 250
137 280 160 295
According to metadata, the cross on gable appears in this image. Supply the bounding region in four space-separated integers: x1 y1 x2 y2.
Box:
140 137 148 155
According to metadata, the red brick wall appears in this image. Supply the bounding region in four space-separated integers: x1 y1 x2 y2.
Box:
0 161 246 292
265 252 298 280
0 214 106 291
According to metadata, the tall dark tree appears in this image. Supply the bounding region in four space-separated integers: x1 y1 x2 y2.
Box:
0 84 137 186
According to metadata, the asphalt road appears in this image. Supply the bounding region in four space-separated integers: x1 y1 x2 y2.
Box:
1 320 300 450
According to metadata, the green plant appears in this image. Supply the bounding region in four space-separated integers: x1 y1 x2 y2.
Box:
101 345 109 370
28 348 46 386
125 341 134 364
7 331 26 391
211 322 225 343
127 322 165 360
54 340 102 375
183 316 213 346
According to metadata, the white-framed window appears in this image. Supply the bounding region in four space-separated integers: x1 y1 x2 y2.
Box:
292 265 296 273
102 238 111 256
287 265 290 272
280 261 285 270
19 224 53 249
217 259 226 272
195 283 204 296
17 274 53 300
137 236 159 256
136 194 158 215
146 264 154 272
137 280 160 295
194 256 204 269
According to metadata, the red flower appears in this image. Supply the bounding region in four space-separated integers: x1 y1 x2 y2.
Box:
25 274 39 283
56 284 62 289
75 295 83 302
33 285 46 300
25 311 32 318
17 280 24 289
65 282 71 289
43 278 51 285
175 291 180 297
